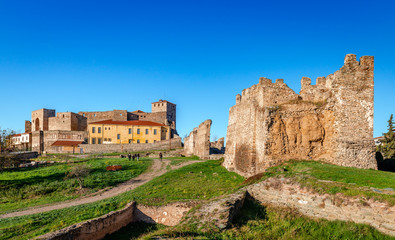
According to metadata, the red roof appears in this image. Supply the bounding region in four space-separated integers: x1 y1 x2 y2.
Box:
12 132 30 137
132 110 145 113
52 140 84 147
89 120 165 126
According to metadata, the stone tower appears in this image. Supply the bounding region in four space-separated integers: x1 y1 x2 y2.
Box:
223 54 377 177
31 109 56 132
151 99 177 131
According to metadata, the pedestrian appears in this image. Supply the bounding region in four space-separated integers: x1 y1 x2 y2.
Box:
132 154 136 161
128 153 131 161
137 153 140 161
159 152 163 160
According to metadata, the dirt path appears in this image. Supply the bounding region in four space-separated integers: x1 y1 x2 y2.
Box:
0 159 202 219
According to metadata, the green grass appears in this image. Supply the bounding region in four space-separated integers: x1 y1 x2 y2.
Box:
248 160 395 206
142 198 394 240
132 160 244 206
0 158 151 214
0 160 244 240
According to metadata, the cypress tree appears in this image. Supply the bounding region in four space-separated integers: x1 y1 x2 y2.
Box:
381 114 395 159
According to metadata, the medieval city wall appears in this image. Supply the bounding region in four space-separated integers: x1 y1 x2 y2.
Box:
224 54 377 177
79 137 182 153
78 110 128 123
48 112 87 131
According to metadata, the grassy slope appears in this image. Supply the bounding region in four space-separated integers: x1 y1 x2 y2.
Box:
0 160 245 240
259 161 395 206
0 158 151 214
142 198 394 240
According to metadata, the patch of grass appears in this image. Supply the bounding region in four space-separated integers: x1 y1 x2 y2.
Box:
0 160 244 240
131 160 244 206
164 155 200 160
141 200 394 240
0 158 151 214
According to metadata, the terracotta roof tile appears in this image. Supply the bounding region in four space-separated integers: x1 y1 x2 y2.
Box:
52 140 84 146
89 120 165 127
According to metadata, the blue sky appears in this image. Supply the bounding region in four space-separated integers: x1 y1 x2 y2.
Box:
0 0 394 139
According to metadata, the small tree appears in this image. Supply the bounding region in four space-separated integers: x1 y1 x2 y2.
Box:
66 165 91 189
0 127 16 151
380 114 395 159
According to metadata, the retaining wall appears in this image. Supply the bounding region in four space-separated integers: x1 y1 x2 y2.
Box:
247 177 395 236
79 138 182 153
37 202 136 240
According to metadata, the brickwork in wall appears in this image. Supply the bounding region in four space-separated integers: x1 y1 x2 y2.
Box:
48 112 87 131
79 137 182 153
224 54 377 177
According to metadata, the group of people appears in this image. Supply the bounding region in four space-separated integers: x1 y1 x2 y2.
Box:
127 152 164 161
127 153 140 161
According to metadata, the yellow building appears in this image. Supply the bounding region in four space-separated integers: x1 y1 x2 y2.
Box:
88 120 170 144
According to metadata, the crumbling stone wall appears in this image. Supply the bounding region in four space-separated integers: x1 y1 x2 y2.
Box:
210 137 225 154
184 120 212 158
248 178 395 236
224 54 377 177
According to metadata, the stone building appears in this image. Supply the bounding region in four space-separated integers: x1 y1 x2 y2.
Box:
223 54 377 177
28 109 88 153
78 99 177 136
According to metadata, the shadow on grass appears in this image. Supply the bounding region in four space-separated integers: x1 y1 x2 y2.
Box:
102 222 162 240
232 196 267 227
377 159 395 172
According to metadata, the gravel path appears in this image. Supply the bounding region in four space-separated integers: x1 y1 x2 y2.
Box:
0 159 202 219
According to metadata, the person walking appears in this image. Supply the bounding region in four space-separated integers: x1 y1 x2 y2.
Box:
159 152 163 161
137 153 140 161
132 154 136 161
128 153 131 161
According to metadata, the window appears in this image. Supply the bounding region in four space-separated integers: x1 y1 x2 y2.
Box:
129 139 132 143
154 140 156 143
98 138 102 144
91 138 96 144
129 128 132 134
120 113 122 116
98 127 101 133
145 140 148 143
137 139 140 143
154 129 157 135
108 138 112 142
137 128 140 134
117 134 120 140
145 129 149 134
94 114 96 117
104 138 107 141
92 127 96 133
108 127 111 130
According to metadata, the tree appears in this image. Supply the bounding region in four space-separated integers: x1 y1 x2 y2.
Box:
65 165 91 189
380 114 395 159
0 127 16 151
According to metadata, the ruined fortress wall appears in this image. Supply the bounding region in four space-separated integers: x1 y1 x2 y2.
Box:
78 110 128 123
48 112 87 131
224 54 377 177
79 137 182 153
183 120 212 158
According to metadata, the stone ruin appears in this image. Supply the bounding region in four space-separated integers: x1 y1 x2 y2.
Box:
183 120 226 158
223 54 378 177
184 120 212 159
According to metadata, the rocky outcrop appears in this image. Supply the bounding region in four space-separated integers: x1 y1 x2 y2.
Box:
184 120 212 159
224 54 377 177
